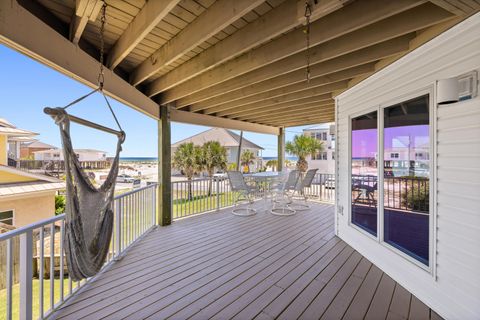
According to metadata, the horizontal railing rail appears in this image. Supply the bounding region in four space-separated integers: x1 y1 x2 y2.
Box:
0 183 157 320
351 174 429 213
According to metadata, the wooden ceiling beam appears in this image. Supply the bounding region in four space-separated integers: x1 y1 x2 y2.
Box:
268 116 336 127
106 0 181 69
242 103 335 122
169 109 280 135
215 81 347 118
179 37 410 110
70 0 103 44
429 0 479 15
197 63 373 115
153 0 431 102
235 99 335 121
141 0 300 92
130 0 264 85
334 16 463 97
256 110 336 125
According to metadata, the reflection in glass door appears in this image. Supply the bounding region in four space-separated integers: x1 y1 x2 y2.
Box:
383 95 430 266
351 111 378 236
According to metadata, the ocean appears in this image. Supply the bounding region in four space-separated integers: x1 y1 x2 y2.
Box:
120 157 158 162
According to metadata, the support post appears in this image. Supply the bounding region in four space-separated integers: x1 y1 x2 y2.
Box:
158 105 172 226
19 230 33 320
277 127 285 171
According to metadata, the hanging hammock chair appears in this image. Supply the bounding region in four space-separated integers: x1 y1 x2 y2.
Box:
45 3 126 281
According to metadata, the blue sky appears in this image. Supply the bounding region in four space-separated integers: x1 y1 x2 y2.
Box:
0 44 310 157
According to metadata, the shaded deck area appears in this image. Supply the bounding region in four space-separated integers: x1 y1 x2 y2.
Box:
52 202 440 320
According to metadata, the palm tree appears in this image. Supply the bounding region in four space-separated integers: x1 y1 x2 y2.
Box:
240 149 256 173
285 135 323 173
266 159 278 172
172 142 203 200
202 141 227 196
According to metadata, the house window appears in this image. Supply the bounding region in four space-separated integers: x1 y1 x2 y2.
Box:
351 111 378 236
311 152 320 160
0 210 14 225
322 132 327 140
332 152 335 160
383 94 430 266
390 153 399 158
322 152 328 160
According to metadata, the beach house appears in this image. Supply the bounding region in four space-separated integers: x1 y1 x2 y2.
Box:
304 123 336 174
0 119 64 227
172 128 264 172
20 140 57 159
0 1 479 319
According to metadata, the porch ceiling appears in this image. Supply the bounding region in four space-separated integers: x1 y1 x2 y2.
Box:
2 0 479 130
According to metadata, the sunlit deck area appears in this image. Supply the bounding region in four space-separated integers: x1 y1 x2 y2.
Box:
51 202 439 320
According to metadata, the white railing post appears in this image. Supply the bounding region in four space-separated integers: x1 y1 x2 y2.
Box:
19 229 33 320
6 238 13 320
115 199 122 258
216 178 220 211
153 185 157 225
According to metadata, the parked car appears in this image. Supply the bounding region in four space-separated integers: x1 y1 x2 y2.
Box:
324 177 336 189
213 173 227 181
117 174 135 183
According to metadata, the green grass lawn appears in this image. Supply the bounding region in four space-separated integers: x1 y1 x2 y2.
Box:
172 192 236 219
0 278 71 320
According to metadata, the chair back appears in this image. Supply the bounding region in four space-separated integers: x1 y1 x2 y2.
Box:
300 169 318 188
284 170 300 190
227 171 248 192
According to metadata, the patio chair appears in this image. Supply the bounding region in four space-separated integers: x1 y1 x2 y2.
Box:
269 170 299 216
288 169 318 211
227 171 257 216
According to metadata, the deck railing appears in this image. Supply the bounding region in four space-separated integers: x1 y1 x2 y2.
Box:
171 172 335 219
0 183 157 320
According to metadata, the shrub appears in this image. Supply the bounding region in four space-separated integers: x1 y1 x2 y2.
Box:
401 181 429 212
55 195 66 215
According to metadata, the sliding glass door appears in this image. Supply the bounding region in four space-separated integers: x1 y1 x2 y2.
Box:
350 94 431 267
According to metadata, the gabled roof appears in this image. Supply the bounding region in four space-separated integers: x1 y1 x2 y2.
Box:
0 165 64 197
33 148 107 154
0 118 38 137
172 128 263 150
23 140 57 149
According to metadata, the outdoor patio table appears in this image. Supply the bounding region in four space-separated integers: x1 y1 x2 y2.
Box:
244 172 286 212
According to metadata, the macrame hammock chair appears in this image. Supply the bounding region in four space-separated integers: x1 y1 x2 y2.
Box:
45 3 125 281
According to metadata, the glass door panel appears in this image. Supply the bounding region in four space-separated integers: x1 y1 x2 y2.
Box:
383 94 430 265
351 111 378 236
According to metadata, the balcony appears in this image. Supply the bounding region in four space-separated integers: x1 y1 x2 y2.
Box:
0 178 441 320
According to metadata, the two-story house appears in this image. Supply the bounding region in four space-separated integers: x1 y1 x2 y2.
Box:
303 123 335 174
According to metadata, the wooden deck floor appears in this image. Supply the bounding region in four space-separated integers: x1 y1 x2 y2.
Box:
52 202 440 320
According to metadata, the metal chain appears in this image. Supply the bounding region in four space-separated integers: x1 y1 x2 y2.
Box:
304 1 312 84
98 2 107 89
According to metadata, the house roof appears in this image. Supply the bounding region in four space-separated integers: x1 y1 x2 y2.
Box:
0 165 62 183
172 128 263 150
0 118 37 137
0 165 64 198
23 140 57 149
33 148 107 154
0 181 65 197
304 123 334 131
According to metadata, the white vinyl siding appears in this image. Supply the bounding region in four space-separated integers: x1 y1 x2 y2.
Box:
335 14 480 319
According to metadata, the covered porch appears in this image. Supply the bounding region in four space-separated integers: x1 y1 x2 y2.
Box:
1 0 479 319
51 202 439 320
